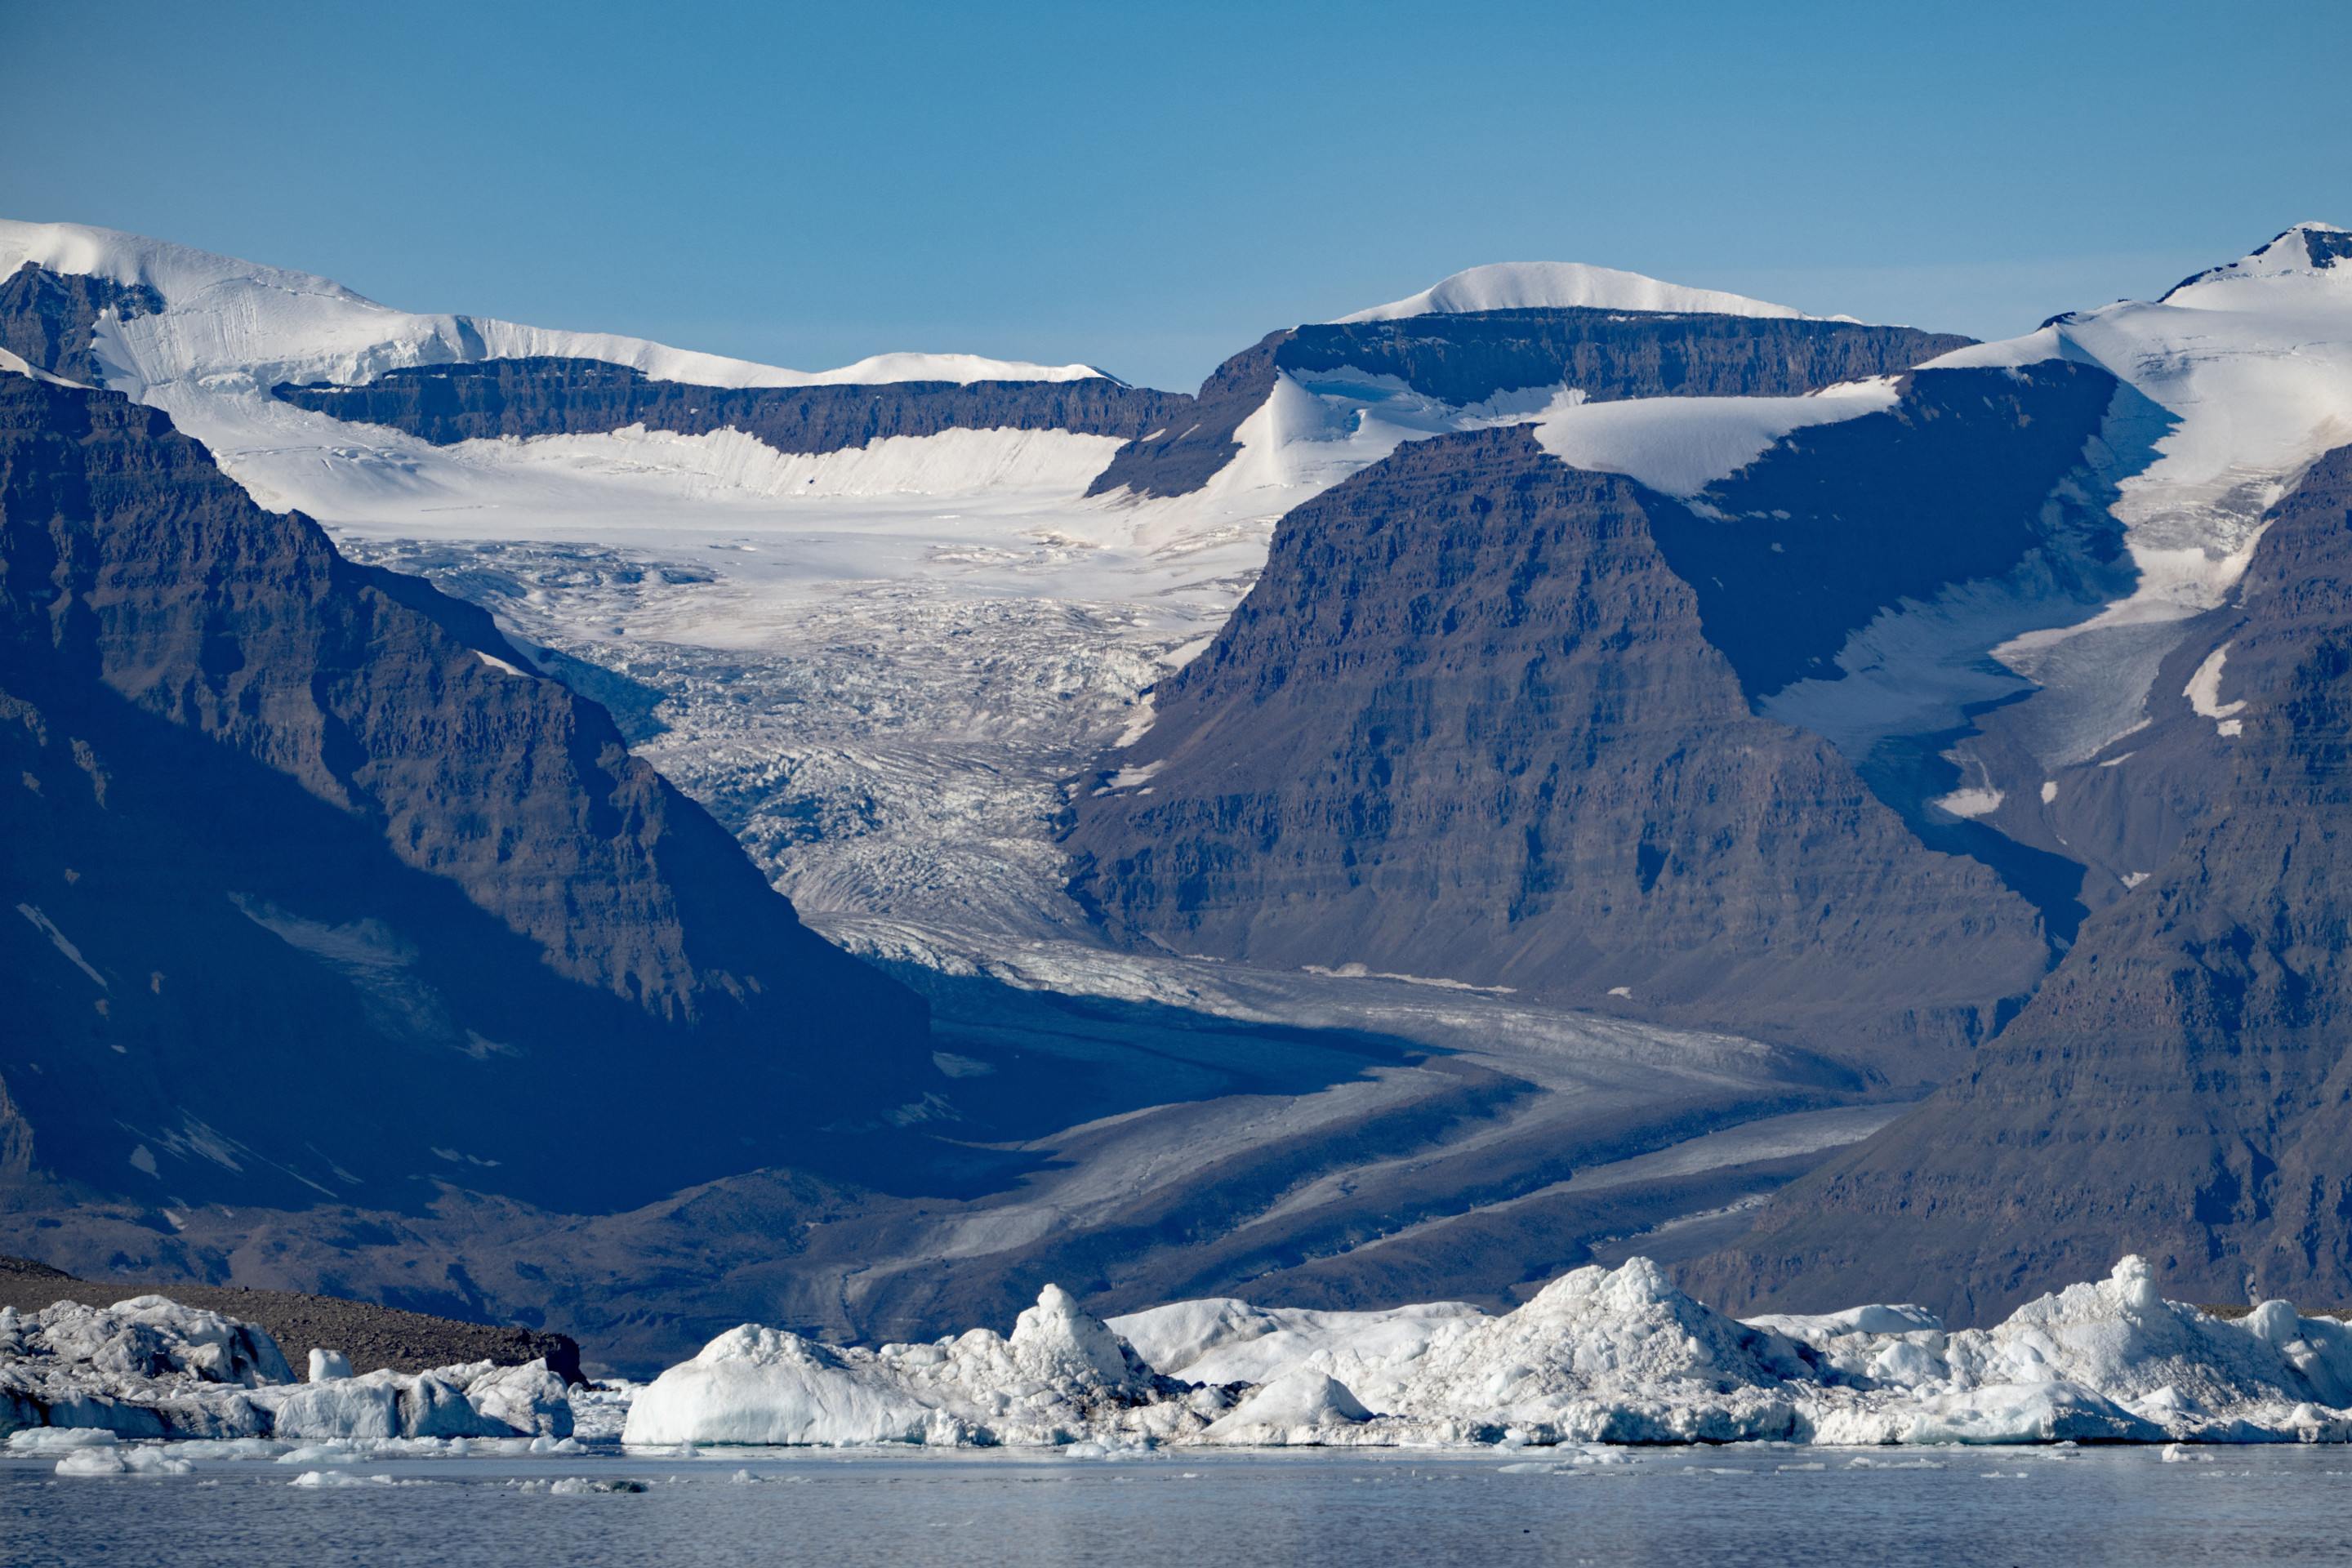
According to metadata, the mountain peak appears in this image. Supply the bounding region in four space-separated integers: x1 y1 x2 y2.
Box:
2160 220 2352 301
1334 261 1806 324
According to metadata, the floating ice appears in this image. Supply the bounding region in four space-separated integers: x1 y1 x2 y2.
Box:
627 1257 2352 1450
621 1283 1223 1447
1202 1370 1373 1444
55 1444 194 1477
0 1295 570 1442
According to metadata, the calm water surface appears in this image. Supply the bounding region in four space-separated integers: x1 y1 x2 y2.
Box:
9 1446 2352 1567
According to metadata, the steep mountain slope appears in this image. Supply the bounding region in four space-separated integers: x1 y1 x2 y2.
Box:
0 366 929 1212
1066 357 2134 1067
1690 442 2352 1323
1794 223 2352 911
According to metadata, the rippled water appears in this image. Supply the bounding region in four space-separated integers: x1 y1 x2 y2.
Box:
11 1446 2352 1567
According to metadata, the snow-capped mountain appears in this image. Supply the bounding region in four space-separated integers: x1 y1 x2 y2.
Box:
1698 438 2352 1323
2 219 1961 957
0 219 1106 391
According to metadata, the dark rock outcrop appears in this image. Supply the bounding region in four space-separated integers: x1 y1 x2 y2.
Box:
274 356 1188 455
0 262 161 382
1064 424 2050 1075
1688 444 2352 1323
1650 362 2127 702
0 368 930 1212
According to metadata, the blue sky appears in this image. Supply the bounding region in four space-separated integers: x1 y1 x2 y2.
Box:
5 0 2346 389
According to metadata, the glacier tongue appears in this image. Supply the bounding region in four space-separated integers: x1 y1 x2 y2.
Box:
622 1258 2352 1450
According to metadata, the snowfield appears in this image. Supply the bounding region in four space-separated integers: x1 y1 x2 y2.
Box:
619 1254 2352 1449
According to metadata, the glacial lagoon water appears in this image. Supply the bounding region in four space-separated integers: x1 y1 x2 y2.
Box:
10 1445 2352 1567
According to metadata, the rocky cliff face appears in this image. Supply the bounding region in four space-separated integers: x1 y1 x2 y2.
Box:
0 369 930 1211
1064 425 2050 1076
1084 332 1289 499
1688 444 2352 1322
1274 309 1970 408
0 261 161 382
274 356 1187 455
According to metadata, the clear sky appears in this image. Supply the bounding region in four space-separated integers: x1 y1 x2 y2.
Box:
5 0 2346 390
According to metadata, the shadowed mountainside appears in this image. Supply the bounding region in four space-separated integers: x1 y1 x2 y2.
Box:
0 367 930 1213
1688 444 2352 1324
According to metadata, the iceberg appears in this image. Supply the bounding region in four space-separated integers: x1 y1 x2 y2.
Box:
622 1284 1227 1447
625 1257 2352 1450
0 1294 570 1441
